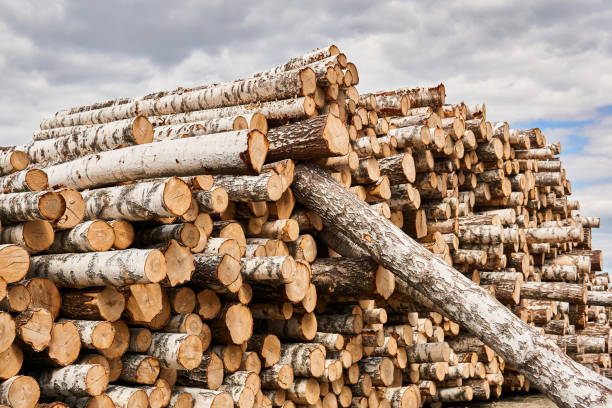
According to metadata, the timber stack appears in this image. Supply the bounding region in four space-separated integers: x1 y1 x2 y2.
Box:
0 44 610 408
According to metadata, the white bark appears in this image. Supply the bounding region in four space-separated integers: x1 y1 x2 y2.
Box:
21 131 267 192
40 68 315 128
28 248 166 288
19 116 152 166
82 178 191 221
46 220 114 253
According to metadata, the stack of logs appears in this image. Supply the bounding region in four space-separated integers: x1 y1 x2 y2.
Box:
0 44 609 408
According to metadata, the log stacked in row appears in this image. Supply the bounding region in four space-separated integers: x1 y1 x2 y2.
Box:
0 44 609 408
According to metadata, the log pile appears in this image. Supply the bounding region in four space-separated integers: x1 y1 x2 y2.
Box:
0 44 610 408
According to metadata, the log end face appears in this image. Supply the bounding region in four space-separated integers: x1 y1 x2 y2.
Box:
92 320 116 350
163 178 192 216
0 244 30 283
10 150 29 171
300 68 317 96
8 376 39 408
53 189 85 230
179 223 201 249
324 114 350 156
86 364 110 396
250 113 269 135
144 250 168 283
177 334 203 370
87 220 116 252
225 303 253 344
232 115 249 130
132 115 154 144
97 286 126 322
247 130 269 174
212 391 235 408
218 254 242 287
207 352 225 390
25 169 48 191
39 191 66 221
48 320 81 365
22 220 55 252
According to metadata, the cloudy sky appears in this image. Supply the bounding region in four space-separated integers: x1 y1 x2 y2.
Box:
1 0 611 268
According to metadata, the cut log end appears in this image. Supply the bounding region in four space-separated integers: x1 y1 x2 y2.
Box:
250 113 269 135
9 150 29 171
39 191 66 221
87 220 115 252
132 115 154 144
247 130 269 173
163 178 192 216
25 169 48 191
324 114 350 156
53 189 85 230
144 250 168 284
0 245 30 283
110 220 135 250
86 364 110 396
300 68 317 96
225 303 254 344
22 220 55 252
4 376 40 408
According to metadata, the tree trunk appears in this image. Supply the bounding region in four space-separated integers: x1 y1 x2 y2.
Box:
135 223 200 249
521 281 587 304
213 174 284 202
62 319 116 350
241 256 296 285
148 333 203 370
119 354 160 385
17 116 153 166
36 364 108 397
46 220 114 253
0 169 48 193
28 249 166 287
192 254 242 291
60 286 125 322
24 131 267 192
40 67 316 128
277 343 325 378
260 364 294 390
291 164 612 408
82 178 192 221
0 191 65 223
104 385 148 408
266 115 348 162
176 351 224 390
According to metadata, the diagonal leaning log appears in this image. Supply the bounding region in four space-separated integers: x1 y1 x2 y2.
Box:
292 163 612 408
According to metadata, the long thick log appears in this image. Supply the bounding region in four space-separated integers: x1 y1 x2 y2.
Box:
17 116 153 166
17 131 267 192
291 164 612 408
27 249 166 288
40 67 316 128
0 191 65 223
82 178 192 221
265 115 349 162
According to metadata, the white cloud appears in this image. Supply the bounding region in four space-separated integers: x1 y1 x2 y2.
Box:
1 0 612 265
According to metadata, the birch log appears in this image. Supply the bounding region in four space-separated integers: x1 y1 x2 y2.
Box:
0 220 55 253
0 375 40 408
149 98 314 126
36 364 108 397
148 333 203 370
0 245 30 284
33 116 152 141
213 174 284 202
265 115 349 162
28 249 166 288
0 169 47 193
40 67 316 128
17 116 152 166
82 178 192 221
0 191 65 223
0 150 28 176
19 131 268 192
291 163 612 408
46 220 115 253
